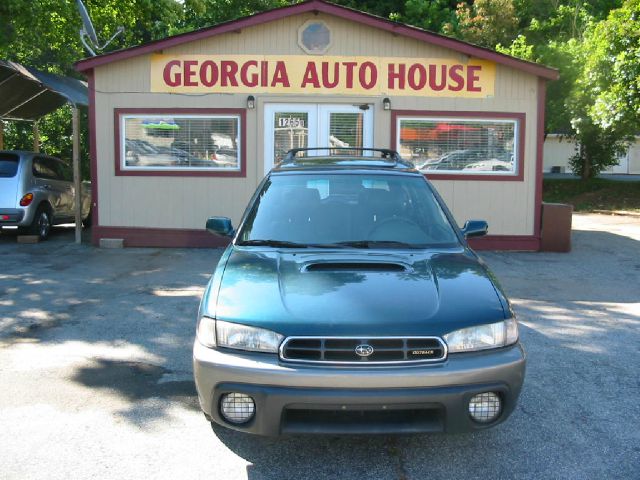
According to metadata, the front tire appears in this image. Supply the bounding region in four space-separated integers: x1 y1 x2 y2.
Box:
29 206 52 240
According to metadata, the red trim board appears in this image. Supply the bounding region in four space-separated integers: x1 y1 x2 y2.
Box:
93 226 538 251
534 78 547 242
93 227 539 251
113 108 247 178
391 110 526 182
469 235 539 251
75 1 558 81
87 71 100 246
94 226 230 248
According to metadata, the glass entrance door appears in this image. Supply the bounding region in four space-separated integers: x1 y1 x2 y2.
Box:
264 104 373 174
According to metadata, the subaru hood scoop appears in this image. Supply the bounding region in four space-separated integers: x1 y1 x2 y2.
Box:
212 248 506 337
303 261 408 272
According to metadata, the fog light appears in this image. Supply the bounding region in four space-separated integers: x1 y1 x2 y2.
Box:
468 392 501 423
220 393 255 424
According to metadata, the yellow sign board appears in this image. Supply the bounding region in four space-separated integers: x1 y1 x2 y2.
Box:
150 55 495 98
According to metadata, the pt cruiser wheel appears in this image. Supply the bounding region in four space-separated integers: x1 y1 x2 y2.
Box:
30 206 52 240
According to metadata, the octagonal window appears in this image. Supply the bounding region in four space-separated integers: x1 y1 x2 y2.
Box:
298 21 332 55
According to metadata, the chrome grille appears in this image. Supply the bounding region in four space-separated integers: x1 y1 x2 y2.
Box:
279 337 447 364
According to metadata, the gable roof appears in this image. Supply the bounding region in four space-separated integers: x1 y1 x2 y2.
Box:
74 0 558 81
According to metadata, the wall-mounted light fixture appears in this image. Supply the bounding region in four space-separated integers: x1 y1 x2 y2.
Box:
247 95 255 109
382 98 391 111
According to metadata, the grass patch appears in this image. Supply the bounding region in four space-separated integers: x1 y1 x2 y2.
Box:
543 178 640 213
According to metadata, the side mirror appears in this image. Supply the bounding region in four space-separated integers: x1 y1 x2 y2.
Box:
206 216 234 237
461 220 488 238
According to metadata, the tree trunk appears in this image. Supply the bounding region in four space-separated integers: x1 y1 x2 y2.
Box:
582 143 590 180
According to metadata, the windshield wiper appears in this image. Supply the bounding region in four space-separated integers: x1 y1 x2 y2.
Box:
237 239 418 249
237 239 355 249
236 239 310 248
333 240 418 249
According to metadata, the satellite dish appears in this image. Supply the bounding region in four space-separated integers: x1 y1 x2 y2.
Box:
76 0 98 45
76 0 124 56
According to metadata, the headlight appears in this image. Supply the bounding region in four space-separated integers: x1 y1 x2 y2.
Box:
217 320 284 353
197 318 284 353
197 316 217 348
444 318 519 353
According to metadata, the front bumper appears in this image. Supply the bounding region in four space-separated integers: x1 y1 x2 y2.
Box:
193 341 526 436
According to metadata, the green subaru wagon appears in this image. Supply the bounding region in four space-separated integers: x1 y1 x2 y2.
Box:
194 148 525 436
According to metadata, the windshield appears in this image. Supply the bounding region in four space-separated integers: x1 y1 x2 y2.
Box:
0 154 20 178
238 173 459 248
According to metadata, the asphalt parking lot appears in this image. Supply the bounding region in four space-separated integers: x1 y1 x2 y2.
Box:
1 215 638 479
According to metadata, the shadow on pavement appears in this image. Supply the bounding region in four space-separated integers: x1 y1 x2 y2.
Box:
72 358 199 409
1 229 220 424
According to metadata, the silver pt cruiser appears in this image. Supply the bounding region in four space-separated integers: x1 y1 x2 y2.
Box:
0 150 91 239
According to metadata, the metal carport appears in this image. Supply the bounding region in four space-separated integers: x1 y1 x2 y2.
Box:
0 60 89 243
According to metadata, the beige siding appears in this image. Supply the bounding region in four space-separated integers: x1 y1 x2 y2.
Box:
94 90 259 228
94 11 542 235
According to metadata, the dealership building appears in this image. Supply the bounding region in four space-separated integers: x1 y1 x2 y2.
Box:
75 0 558 250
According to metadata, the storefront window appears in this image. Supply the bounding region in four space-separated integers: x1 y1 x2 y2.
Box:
397 117 519 175
120 114 241 171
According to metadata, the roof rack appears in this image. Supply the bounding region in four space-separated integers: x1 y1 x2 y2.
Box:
281 147 413 168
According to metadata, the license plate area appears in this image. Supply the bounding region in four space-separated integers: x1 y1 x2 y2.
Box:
281 403 444 434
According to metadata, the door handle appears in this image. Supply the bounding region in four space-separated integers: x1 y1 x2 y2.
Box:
43 184 52 190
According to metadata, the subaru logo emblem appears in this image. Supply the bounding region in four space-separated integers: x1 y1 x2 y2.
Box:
355 344 374 357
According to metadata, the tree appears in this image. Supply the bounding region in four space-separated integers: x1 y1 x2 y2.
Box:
567 0 639 178
401 0 458 33
585 0 640 140
496 1 633 178
180 0 288 31
451 0 519 48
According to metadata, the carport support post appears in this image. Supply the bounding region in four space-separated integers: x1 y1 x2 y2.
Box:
72 107 82 244
33 121 39 152
0 120 4 150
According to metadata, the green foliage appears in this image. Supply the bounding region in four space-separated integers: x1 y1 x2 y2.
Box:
1 107 90 177
567 126 628 179
494 1 634 178
524 3 595 45
541 38 582 135
179 0 289 32
562 0 639 178
496 34 535 61
584 0 640 138
0 0 80 75
327 1 405 22
401 0 458 33
451 0 519 48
